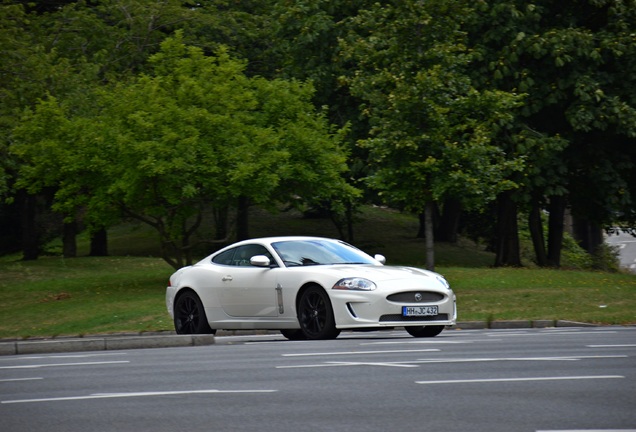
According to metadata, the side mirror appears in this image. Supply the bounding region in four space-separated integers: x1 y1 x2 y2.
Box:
250 255 271 267
374 254 386 264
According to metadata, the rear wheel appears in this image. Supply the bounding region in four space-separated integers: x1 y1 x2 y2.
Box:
405 325 444 338
174 291 215 334
297 286 340 340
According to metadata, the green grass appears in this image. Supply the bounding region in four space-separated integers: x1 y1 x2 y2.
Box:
1 206 634 339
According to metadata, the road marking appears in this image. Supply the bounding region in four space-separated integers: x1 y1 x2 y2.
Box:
7 353 127 360
0 378 43 383
416 375 624 385
588 344 636 348
537 430 636 431
414 355 627 364
276 355 627 369
0 361 130 370
282 349 439 357
278 361 419 369
359 340 483 346
487 331 617 337
2 389 278 404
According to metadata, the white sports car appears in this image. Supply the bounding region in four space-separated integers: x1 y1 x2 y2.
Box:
166 236 456 340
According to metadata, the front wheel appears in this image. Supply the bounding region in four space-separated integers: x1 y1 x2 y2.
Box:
174 291 215 335
405 325 444 338
297 286 340 340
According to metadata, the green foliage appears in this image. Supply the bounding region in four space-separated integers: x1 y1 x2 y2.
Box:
468 0 636 228
339 0 524 215
11 33 356 268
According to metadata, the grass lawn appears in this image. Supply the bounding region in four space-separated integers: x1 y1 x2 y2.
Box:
1 206 634 339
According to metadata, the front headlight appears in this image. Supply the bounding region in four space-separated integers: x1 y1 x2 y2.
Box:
332 277 377 291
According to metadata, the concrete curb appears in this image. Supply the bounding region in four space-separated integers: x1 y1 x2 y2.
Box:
0 334 214 356
0 320 605 356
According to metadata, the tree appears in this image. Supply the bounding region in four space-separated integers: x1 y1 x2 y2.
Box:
3 0 281 257
339 0 523 269
467 0 636 267
12 34 357 269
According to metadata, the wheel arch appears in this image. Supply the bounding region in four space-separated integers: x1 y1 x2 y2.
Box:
294 282 327 312
173 286 198 310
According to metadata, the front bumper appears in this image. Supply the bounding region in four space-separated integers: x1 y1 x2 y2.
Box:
330 288 456 329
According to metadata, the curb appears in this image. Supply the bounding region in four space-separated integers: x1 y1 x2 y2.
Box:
0 320 604 356
0 334 215 356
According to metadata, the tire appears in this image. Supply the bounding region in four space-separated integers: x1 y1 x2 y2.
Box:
297 286 340 340
280 329 306 340
174 291 215 335
405 325 444 338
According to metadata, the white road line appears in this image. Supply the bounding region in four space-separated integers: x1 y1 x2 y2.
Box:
276 354 627 369
282 349 439 357
488 331 618 337
413 355 627 364
416 375 624 385
359 340 483 346
538 429 636 431
0 361 130 370
8 353 128 360
2 389 278 404
588 344 636 348
0 378 43 383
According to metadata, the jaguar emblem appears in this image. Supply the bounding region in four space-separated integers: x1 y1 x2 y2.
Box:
414 293 422 302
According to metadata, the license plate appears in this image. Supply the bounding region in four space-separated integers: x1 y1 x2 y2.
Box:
402 305 438 317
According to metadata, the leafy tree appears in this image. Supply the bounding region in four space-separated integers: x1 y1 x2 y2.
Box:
467 0 636 266
3 0 280 257
13 34 356 269
339 0 523 269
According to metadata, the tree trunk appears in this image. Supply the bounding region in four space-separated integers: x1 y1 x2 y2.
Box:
424 201 435 271
528 202 548 266
89 228 108 256
213 205 229 240
494 191 521 267
546 195 566 267
435 198 461 243
572 216 603 254
236 196 250 241
19 191 39 261
62 220 77 258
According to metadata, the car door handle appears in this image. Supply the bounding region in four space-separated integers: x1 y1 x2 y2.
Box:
222 275 233 281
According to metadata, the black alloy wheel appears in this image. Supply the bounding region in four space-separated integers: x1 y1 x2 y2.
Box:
297 286 340 340
174 291 215 335
405 325 444 338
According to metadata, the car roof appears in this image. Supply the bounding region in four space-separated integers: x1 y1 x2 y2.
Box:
232 236 336 246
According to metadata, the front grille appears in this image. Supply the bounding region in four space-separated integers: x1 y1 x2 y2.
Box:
386 291 444 303
379 314 449 323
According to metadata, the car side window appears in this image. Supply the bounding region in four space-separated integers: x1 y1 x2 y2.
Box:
212 248 237 266
212 245 275 267
232 245 273 266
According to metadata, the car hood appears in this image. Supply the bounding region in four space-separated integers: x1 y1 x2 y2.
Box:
325 264 449 287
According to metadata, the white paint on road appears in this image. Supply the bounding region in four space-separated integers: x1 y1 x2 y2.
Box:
0 377 43 383
416 375 624 385
2 389 278 404
281 348 439 357
276 354 627 369
0 360 130 369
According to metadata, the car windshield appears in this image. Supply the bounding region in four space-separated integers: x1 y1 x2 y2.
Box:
271 239 378 267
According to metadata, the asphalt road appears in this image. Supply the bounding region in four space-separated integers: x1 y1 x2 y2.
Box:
1 327 635 432
606 230 636 273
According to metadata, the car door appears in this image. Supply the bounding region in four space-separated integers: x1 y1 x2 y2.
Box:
215 244 279 317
